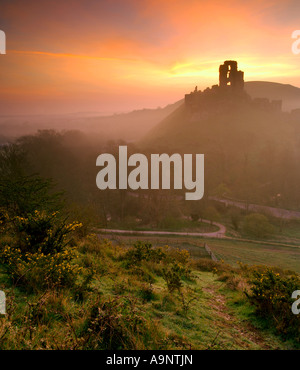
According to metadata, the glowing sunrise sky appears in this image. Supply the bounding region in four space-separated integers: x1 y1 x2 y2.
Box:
0 0 300 115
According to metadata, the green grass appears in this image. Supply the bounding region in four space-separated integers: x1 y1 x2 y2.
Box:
275 219 300 239
202 238 300 274
106 219 219 233
0 235 299 350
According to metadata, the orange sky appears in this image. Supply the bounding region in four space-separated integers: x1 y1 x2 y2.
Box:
0 0 299 115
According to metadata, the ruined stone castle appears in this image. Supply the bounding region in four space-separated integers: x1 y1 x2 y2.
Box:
185 60 282 115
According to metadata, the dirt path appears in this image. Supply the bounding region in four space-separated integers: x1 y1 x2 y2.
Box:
202 283 275 349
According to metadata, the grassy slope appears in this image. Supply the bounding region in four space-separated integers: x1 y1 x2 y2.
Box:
0 234 298 350
145 271 287 349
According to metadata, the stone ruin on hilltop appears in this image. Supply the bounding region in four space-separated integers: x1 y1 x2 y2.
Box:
185 60 282 116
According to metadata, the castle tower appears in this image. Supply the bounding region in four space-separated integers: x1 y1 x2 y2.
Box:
219 60 244 91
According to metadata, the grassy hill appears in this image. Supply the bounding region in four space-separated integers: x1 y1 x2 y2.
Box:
140 97 294 151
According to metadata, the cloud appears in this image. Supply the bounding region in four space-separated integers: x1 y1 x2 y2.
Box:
1 0 299 114
8 49 139 63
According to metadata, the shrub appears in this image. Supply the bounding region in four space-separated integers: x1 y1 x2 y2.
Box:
248 268 300 342
0 210 82 291
165 247 190 265
124 241 166 265
0 245 80 291
243 213 275 238
138 283 155 302
229 209 242 231
80 296 161 349
204 206 220 224
192 258 219 272
129 265 156 284
192 258 234 275
72 268 95 303
0 144 63 218
217 272 240 290
12 210 81 255
162 262 191 293
178 286 198 316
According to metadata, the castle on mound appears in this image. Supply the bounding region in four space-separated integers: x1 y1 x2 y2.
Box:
185 60 282 114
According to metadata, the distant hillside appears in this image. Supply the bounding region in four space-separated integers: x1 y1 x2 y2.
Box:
90 81 300 140
85 99 183 141
140 98 293 152
140 81 300 149
139 82 300 208
1 81 299 144
87 81 300 140
245 81 300 111
0 100 183 143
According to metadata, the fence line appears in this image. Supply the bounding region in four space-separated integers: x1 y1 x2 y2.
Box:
204 243 218 262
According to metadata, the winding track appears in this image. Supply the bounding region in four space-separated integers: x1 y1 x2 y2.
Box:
98 219 226 238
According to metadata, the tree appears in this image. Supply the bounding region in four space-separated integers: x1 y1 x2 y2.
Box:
243 213 275 238
0 144 63 218
204 206 220 225
229 209 242 231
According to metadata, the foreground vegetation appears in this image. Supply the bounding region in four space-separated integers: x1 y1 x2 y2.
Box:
0 229 299 349
0 132 299 350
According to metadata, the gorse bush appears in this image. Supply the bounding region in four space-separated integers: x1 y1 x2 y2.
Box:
217 272 240 290
124 241 166 265
13 210 82 254
0 245 80 290
124 242 193 293
162 262 189 293
249 268 300 341
0 210 82 291
165 247 190 265
137 283 155 302
80 296 162 350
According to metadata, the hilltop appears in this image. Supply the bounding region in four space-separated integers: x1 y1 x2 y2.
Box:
138 61 300 208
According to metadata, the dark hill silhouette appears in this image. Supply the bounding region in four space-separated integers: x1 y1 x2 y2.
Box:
140 79 300 148
138 68 300 209
139 96 294 152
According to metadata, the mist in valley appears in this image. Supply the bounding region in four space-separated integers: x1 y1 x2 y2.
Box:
2 76 300 241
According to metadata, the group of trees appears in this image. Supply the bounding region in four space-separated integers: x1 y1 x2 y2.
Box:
0 127 298 236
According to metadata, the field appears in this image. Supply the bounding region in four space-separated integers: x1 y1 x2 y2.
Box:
101 233 300 274
204 238 300 274
106 219 219 233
